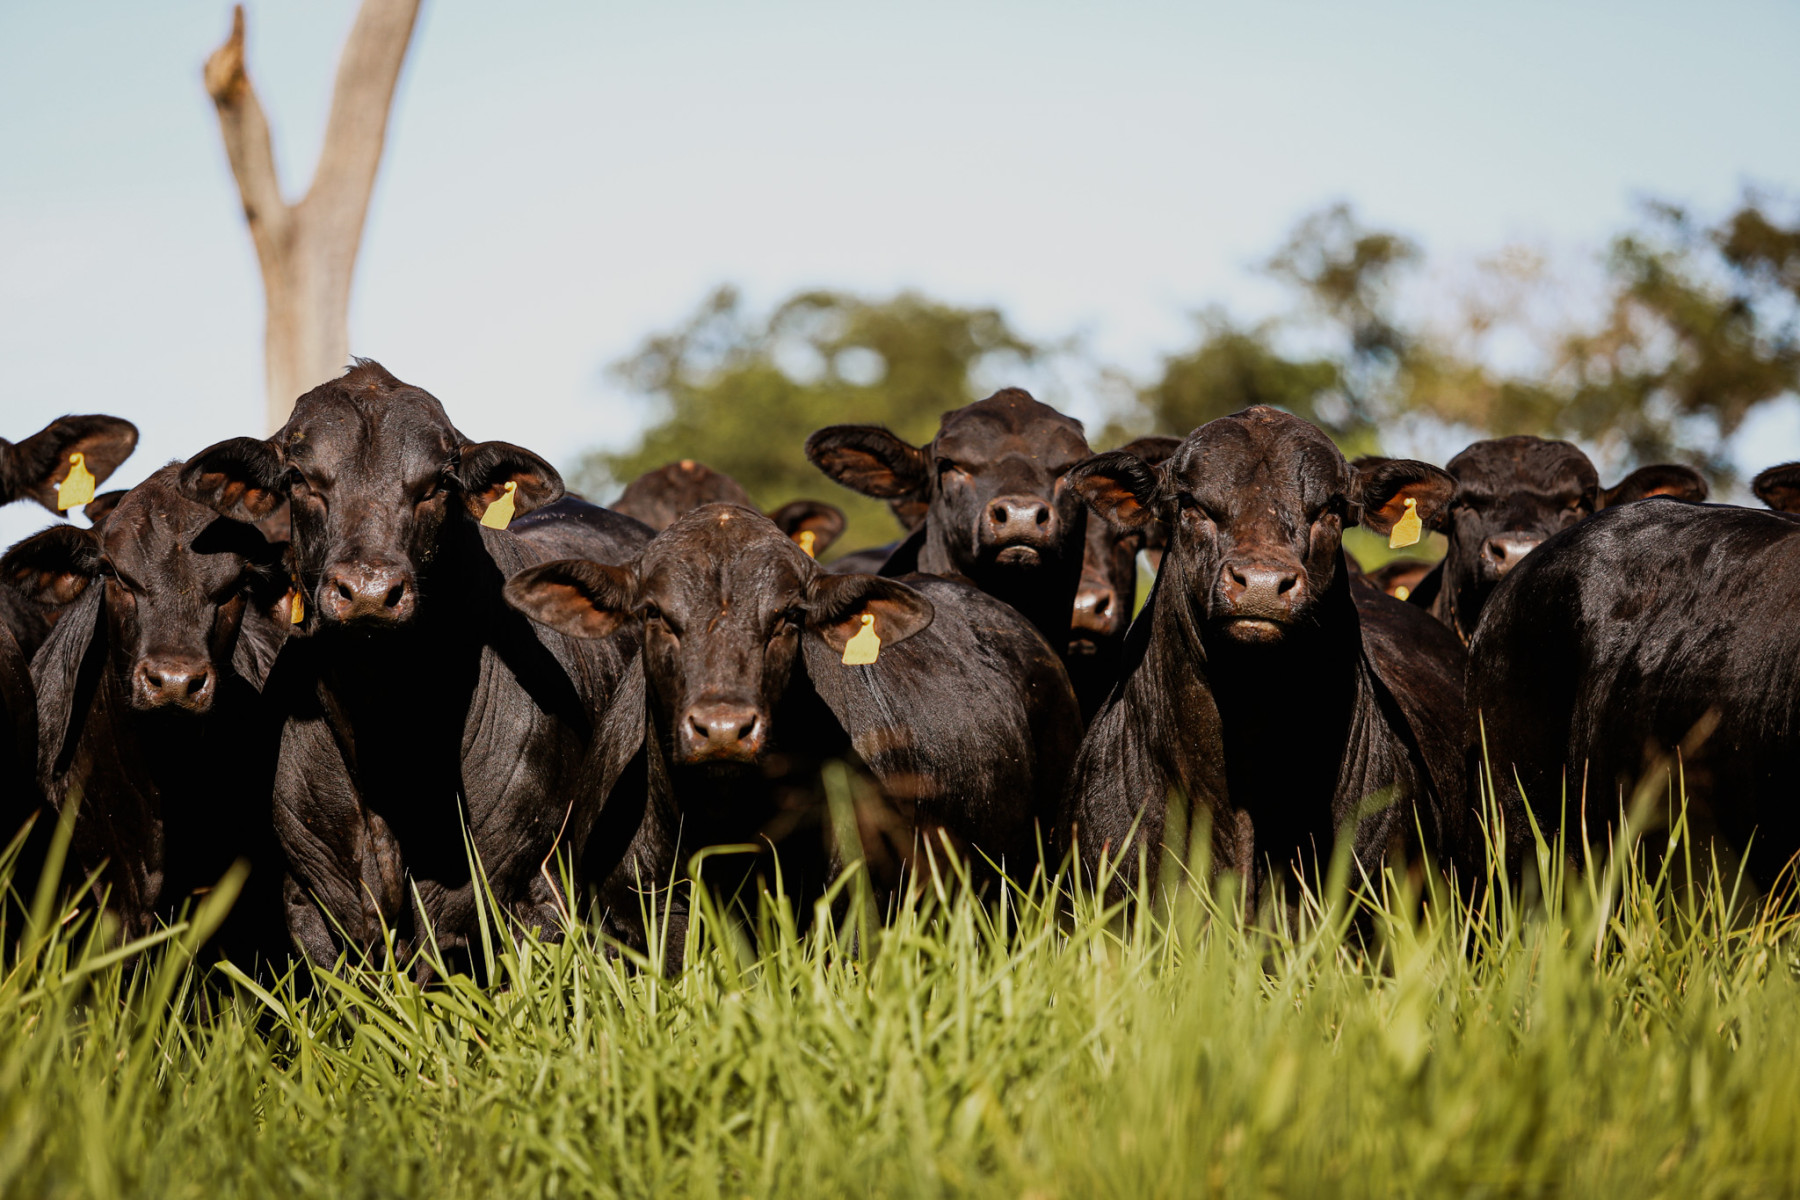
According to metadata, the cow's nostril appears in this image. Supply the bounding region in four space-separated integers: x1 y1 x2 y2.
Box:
335 581 355 601
989 503 1009 524
384 583 406 608
1277 575 1297 595
143 669 164 688
1091 593 1110 616
1034 505 1049 525
184 672 207 696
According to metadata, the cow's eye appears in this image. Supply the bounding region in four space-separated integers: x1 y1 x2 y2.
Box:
937 458 965 477
643 605 680 636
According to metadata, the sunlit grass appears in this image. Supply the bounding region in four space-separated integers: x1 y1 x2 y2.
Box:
1 775 1797 1199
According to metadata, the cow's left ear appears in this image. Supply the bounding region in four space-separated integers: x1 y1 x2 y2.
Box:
1602 463 1708 508
1068 451 1160 530
457 441 564 522
768 500 846 557
1753 462 1800 513
3 415 139 514
805 573 934 654
1356 458 1456 535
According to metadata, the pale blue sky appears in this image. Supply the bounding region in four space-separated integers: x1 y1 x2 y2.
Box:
2 1 1796 545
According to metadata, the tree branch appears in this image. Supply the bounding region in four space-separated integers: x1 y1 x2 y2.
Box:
203 5 291 260
304 0 422 254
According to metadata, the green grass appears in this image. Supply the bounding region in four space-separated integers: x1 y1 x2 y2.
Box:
2 782 1798 1200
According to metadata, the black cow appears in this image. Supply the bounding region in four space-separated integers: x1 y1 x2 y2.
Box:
504 504 1082 954
179 360 648 968
612 459 846 557
1 415 139 513
22 466 292 955
1392 436 1706 642
1062 407 1472 903
1469 498 1800 884
806 389 1093 698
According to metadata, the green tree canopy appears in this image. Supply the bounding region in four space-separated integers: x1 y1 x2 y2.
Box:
576 287 1040 554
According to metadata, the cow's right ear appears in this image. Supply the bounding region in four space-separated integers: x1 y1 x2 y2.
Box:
3 415 139 514
1068 451 1159 530
180 437 288 522
1603 463 1708 508
804 426 931 499
805 572 935 653
503 559 637 640
1 525 102 612
457 441 564 521
1356 459 1456 535
1753 462 1800 513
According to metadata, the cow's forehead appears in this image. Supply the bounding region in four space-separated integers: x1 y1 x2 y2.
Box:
935 392 1088 457
640 505 811 606
282 391 457 478
1448 436 1597 495
1171 408 1348 497
104 471 238 573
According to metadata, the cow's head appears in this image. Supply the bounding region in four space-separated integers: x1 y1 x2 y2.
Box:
1070 435 1181 651
806 388 1092 585
1070 407 1451 646
612 460 754 531
0 415 139 514
1415 436 1705 631
11 466 290 714
504 504 932 766
180 361 561 629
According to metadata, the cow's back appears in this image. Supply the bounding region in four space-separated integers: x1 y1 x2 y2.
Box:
1471 500 1800 880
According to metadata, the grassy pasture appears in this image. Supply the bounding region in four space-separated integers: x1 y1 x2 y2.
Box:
1 782 1797 1199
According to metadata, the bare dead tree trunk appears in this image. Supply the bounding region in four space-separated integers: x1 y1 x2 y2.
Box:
205 1 422 433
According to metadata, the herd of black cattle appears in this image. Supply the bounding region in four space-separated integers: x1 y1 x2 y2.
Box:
4 359 1800 969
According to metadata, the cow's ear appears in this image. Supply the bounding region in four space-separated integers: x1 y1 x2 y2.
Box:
768 500 846 557
457 441 563 522
0 525 102 612
232 568 297 691
1069 451 1159 530
1116 435 1183 469
181 437 287 522
804 426 930 499
1753 462 1800 513
1603 463 1708 508
82 490 127 529
33 583 106 785
503 559 637 640
805 572 934 654
4 415 139 514
1356 458 1456 535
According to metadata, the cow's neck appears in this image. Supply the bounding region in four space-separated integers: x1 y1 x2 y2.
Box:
1150 559 1365 871
916 520 1083 654
645 662 849 898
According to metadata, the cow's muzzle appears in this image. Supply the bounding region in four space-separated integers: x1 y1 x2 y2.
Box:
981 495 1058 563
320 561 417 625
1217 560 1304 642
1479 533 1543 581
680 699 766 764
133 653 215 713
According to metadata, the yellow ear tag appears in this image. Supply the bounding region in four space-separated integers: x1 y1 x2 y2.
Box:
841 613 881 666
480 480 518 530
289 578 305 625
1388 497 1422 550
796 529 818 558
1393 585 1411 602
57 453 96 511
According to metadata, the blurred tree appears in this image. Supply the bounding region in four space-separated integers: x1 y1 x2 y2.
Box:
205 1 421 432
575 287 1040 554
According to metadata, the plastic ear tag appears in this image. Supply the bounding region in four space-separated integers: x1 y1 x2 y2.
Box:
57 453 96 511
480 480 518 530
290 581 305 625
796 529 818 558
1388 497 1422 550
1393 585 1411 602
841 613 881 665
